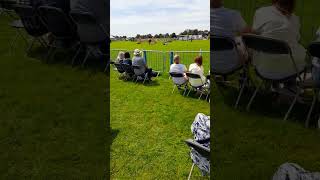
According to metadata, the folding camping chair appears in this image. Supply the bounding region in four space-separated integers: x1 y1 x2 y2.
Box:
13 4 48 54
186 72 210 100
38 6 78 63
211 35 248 108
185 139 210 180
242 34 306 121
114 63 125 78
123 63 135 80
169 72 188 95
69 11 109 68
132 65 149 84
304 42 320 127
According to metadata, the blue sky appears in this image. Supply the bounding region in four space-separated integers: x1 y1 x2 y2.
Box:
110 0 210 37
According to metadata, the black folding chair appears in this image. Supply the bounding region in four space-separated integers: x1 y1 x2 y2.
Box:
304 42 320 127
114 63 125 78
132 65 149 84
69 11 109 68
186 72 209 100
212 35 248 108
38 6 78 63
185 139 210 180
242 34 306 121
13 4 48 54
123 63 135 79
169 72 188 95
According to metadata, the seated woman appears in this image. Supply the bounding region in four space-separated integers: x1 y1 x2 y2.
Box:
169 55 188 85
123 52 132 65
252 0 306 81
189 56 207 86
115 51 125 64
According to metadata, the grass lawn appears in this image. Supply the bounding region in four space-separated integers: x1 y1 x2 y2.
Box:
213 1 320 179
0 16 107 178
110 42 210 178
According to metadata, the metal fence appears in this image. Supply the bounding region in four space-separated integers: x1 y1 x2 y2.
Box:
110 49 210 73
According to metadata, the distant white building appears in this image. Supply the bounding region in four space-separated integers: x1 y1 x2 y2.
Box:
177 35 204 41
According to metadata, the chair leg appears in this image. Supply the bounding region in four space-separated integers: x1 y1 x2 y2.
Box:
188 163 195 180
26 37 36 55
305 90 319 127
284 90 299 122
235 78 247 109
246 81 262 111
71 44 82 66
172 85 176 94
46 46 56 63
81 49 91 68
187 88 192 97
183 85 188 96
199 90 203 100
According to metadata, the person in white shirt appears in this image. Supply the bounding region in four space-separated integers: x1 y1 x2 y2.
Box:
169 55 188 85
252 0 306 81
189 56 207 86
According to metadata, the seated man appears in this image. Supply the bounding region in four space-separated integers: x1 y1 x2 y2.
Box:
132 49 158 79
211 0 251 67
169 55 188 85
252 0 306 81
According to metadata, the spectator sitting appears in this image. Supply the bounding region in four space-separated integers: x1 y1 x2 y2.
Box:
189 56 207 85
312 27 320 87
252 0 306 86
116 51 125 64
170 55 188 85
211 0 252 64
132 49 158 79
123 52 132 65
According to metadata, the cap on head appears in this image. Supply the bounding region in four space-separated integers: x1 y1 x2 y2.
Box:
134 49 141 56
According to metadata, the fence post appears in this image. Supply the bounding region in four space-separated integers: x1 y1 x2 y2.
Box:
163 51 166 72
143 50 147 63
169 51 174 65
200 49 202 56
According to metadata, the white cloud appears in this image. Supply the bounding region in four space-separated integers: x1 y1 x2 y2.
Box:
110 0 210 37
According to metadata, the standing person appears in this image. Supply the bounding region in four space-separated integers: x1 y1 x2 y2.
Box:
132 49 158 79
252 0 306 83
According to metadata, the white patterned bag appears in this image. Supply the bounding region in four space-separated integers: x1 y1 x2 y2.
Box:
190 113 210 174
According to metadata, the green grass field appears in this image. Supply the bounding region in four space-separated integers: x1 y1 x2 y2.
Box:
0 16 107 178
213 1 320 179
110 40 210 73
110 40 210 178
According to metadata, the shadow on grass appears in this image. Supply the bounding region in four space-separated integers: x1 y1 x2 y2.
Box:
111 129 120 145
27 45 108 74
215 83 320 127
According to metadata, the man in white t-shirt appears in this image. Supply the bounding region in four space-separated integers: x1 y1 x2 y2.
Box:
169 55 187 85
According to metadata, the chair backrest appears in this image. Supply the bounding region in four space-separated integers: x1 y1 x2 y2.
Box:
186 72 204 87
70 11 108 44
123 64 134 74
242 34 291 54
170 72 184 78
132 65 145 76
308 42 320 59
242 34 301 81
13 4 48 37
38 6 76 39
114 63 125 73
211 35 242 75
185 139 210 159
